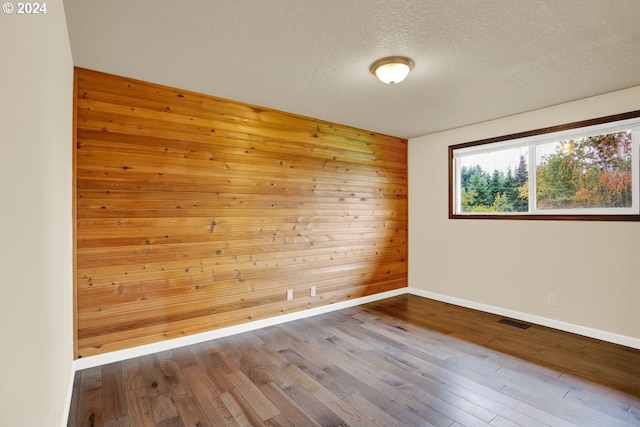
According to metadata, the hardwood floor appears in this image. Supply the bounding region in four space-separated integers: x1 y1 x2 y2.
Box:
67 294 640 427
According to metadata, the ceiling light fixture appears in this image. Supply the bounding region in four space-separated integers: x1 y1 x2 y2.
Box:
370 56 415 84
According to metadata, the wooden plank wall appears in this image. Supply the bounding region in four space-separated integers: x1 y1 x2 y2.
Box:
74 67 408 358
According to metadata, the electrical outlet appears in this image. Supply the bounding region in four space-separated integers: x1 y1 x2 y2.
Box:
310 286 317 297
287 289 293 301
547 293 556 307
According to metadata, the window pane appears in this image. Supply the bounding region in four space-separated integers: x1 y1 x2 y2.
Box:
535 131 632 210
459 147 528 213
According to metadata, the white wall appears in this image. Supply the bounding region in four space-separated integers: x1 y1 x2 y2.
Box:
0 1 74 426
409 86 640 346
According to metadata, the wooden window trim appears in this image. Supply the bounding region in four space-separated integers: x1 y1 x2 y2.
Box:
448 110 640 221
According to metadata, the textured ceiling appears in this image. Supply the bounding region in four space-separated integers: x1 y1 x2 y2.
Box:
63 0 640 139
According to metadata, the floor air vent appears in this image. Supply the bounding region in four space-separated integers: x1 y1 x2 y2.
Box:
498 318 531 329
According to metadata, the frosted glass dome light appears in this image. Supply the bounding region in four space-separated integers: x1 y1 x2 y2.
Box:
370 56 414 84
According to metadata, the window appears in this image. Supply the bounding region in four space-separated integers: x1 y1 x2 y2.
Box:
449 111 640 220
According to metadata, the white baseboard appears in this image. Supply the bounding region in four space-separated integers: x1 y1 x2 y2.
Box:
71 286 640 369
60 362 76 427
63 285 640 426
407 287 640 350
62 288 406 426
72 287 407 371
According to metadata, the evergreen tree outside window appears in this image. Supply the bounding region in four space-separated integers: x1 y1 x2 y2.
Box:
449 111 640 220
